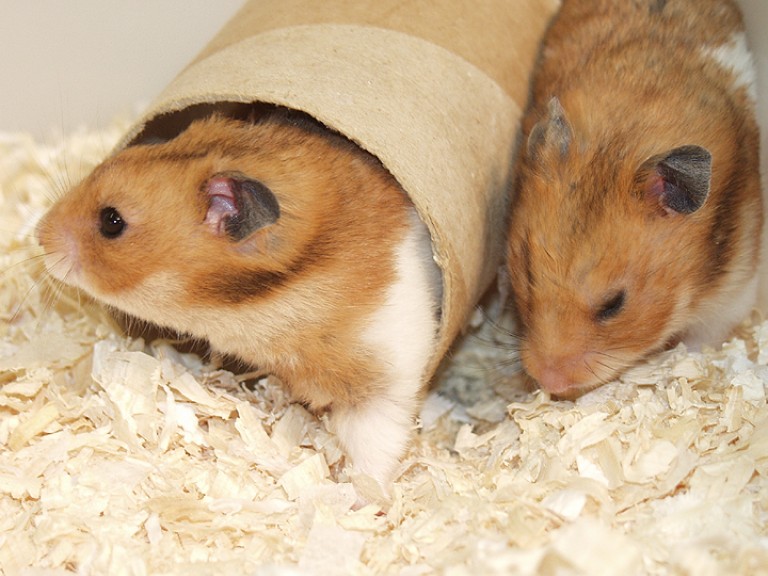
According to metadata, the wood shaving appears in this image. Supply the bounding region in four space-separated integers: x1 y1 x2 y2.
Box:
1 119 767 575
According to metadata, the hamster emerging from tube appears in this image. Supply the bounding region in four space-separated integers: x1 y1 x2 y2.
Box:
36 110 441 491
506 0 762 397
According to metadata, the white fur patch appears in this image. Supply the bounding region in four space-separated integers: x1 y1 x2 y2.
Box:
684 273 758 349
332 210 440 486
702 32 757 102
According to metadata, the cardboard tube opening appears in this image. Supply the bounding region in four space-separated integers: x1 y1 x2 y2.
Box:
116 2 561 379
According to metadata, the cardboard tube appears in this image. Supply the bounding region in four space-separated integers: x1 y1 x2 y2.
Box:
118 0 560 379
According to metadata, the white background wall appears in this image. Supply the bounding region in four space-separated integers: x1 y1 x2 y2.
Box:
0 0 245 137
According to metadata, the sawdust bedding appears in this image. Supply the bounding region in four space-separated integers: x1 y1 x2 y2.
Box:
1 118 767 576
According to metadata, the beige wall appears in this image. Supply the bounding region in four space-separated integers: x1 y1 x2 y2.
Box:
0 0 245 137
738 0 768 184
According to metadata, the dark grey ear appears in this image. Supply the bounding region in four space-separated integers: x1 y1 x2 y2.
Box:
204 173 280 241
643 145 712 215
527 97 572 160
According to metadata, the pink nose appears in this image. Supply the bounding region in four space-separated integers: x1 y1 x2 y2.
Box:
536 365 580 396
523 351 592 396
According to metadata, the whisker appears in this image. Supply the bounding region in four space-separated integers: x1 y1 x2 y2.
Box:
8 281 40 324
467 330 520 351
39 277 62 316
584 358 602 382
26 138 70 204
58 130 75 198
591 358 614 373
592 350 625 364
33 283 67 332
1 244 46 267
42 158 68 203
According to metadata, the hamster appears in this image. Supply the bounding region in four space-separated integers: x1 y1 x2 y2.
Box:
506 0 762 397
36 110 442 493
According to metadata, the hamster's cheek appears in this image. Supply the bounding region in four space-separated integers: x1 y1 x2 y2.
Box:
90 270 188 327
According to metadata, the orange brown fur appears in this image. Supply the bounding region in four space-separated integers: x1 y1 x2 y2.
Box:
37 113 411 409
507 0 762 396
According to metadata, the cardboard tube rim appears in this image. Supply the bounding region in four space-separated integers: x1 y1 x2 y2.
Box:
118 24 521 379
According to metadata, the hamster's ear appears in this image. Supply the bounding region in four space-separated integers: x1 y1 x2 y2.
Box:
527 97 572 160
639 145 712 216
204 173 280 241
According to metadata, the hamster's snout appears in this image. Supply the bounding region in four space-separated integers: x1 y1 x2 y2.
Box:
36 217 81 284
522 348 606 397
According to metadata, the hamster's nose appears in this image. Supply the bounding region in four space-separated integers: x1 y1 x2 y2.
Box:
536 365 578 396
523 350 597 397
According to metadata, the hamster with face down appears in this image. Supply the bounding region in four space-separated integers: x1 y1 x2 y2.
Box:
36 109 441 493
506 0 762 397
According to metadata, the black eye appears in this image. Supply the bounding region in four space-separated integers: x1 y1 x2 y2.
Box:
596 290 626 322
99 207 126 239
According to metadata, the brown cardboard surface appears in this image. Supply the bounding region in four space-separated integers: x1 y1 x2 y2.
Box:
118 0 561 379
188 0 554 106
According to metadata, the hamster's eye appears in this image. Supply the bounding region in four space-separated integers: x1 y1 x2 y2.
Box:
596 290 626 322
99 207 126 239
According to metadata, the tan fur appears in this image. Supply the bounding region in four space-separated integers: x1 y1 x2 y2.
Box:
507 0 762 396
37 113 414 413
